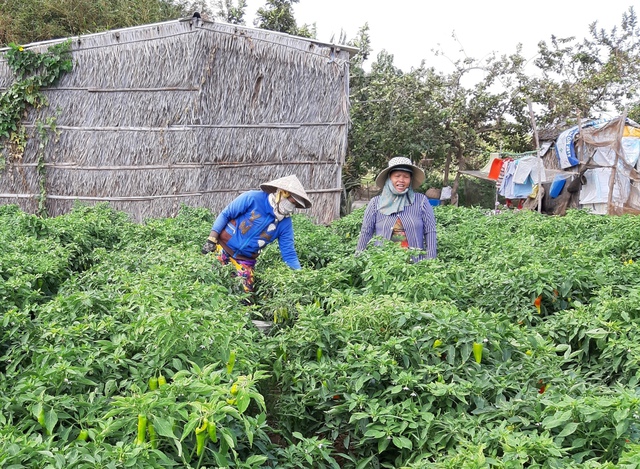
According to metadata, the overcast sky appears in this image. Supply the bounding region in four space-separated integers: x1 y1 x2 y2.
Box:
243 1 636 74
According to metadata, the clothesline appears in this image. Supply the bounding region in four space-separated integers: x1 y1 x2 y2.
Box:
497 150 538 158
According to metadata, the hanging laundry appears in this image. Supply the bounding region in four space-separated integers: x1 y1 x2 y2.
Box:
513 155 546 184
513 174 534 198
488 158 504 180
496 158 512 193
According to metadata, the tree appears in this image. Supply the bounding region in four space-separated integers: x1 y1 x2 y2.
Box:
214 0 247 25
346 52 447 190
345 26 530 203
521 6 640 127
0 0 209 46
253 0 315 38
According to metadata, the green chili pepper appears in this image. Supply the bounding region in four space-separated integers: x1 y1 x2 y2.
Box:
473 342 483 364
148 376 158 391
157 374 167 388
226 350 236 375
207 420 218 443
37 408 46 427
147 422 157 449
77 429 89 441
316 347 323 362
136 414 147 444
195 418 208 456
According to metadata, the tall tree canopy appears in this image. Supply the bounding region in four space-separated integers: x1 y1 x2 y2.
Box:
521 7 640 128
214 0 247 25
0 0 210 46
253 0 315 38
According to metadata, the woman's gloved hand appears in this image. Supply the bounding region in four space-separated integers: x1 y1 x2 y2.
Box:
201 236 218 254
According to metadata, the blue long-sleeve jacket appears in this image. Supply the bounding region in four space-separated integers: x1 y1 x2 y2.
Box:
356 192 437 260
211 190 301 269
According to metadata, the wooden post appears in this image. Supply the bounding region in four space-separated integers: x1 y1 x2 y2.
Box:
527 98 542 213
607 109 628 214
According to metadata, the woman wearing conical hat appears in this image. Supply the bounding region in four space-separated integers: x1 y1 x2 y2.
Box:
356 157 437 261
201 175 311 294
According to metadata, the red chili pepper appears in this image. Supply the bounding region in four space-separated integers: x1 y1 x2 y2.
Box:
537 379 547 394
534 296 542 313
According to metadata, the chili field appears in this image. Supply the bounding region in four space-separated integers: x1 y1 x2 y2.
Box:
1 202 640 468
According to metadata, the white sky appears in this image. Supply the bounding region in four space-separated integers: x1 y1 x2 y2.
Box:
243 1 636 74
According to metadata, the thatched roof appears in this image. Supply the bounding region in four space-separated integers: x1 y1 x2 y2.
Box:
0 17 357 224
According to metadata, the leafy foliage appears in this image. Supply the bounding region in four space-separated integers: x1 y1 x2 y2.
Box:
254 206 640 467
525 6 640 128
253 0 315 38
0 0 209 46
0 41 72 162
214 0 248 25
3 203 640 467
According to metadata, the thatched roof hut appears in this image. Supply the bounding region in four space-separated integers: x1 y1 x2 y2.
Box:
0 17 356 224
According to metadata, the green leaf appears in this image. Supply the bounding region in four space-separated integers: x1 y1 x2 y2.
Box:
364 428 386 439
152 417 176 439
246 455 268 466
42 408 57 436
542 410 572 429
377 437 390 453
557 422 579 437
236 392 251 413
585 328 608 339
392 436 413 450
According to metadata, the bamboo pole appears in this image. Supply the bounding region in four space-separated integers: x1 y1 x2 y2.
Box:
606 109 628 214
8 160 341 170
527 98 542 213
21 123 348 131
0 188 343 201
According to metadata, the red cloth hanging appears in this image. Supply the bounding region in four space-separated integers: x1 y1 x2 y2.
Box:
488 158 504 180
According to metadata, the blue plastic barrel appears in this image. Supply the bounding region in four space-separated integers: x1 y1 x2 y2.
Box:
549 176 566 198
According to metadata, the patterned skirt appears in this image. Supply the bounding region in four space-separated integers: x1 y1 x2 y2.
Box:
215 244 257 293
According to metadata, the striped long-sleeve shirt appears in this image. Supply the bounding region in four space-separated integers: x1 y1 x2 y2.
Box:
356 193 437 260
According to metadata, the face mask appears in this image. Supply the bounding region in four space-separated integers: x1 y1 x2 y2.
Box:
277 197 296 217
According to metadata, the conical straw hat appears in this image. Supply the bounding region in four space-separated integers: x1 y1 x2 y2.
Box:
260 175 312 208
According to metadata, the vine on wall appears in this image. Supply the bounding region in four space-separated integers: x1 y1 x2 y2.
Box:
0 40 72 215
0 40 72 164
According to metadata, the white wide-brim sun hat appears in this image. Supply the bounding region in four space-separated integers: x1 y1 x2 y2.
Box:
260 174 312 209
375 156 426 190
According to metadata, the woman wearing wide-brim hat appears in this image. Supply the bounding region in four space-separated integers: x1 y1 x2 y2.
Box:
201 174 311 296
356 156 437 260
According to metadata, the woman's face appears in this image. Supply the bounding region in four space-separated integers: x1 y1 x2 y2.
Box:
389 170 412 192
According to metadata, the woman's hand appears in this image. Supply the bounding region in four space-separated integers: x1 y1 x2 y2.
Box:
201 235 218 254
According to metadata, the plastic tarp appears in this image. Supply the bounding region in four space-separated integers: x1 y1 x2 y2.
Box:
555 118 609 169
579 167 630 206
